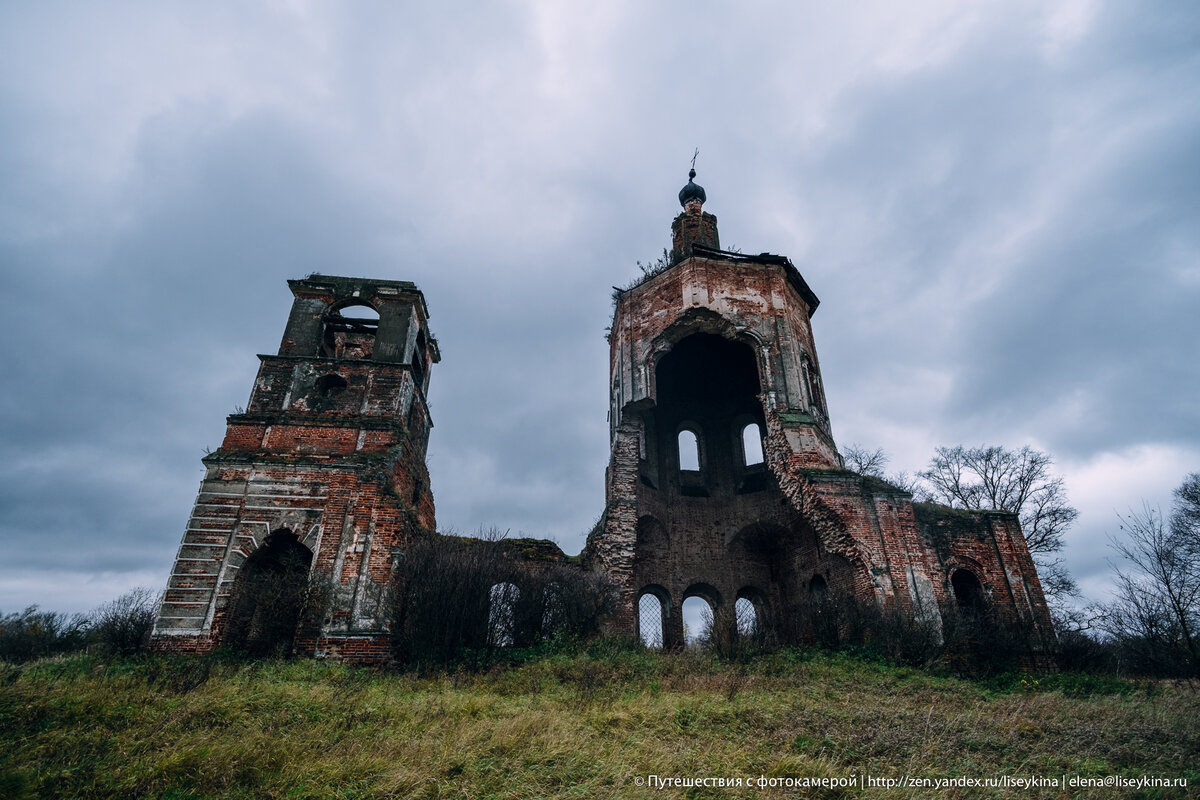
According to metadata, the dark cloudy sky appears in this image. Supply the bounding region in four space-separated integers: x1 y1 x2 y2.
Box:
2 2 1197 614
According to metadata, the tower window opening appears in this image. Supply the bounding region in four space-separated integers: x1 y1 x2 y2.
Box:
741 422 764 466
678 429 700 472
322 302 379 360
412 328 428 391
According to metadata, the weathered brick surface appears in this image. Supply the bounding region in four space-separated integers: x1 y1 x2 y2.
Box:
586 200 1054 652
151 276 439 664
153 203 1055 664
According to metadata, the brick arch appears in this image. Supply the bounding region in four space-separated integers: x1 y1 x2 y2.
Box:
761 437 877 595
682 582 722 608
944 556 991 607
635 515 669 559
645 309 762 406
221 528 314 656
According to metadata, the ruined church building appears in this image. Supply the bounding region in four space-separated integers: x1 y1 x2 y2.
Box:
152 171 1055 661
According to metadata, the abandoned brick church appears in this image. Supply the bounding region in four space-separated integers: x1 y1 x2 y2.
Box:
151 171 1055 661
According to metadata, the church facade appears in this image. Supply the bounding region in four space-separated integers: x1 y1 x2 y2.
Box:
151 173 1055 661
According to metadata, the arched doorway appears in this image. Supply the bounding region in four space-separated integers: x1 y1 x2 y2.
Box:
224 530 313 657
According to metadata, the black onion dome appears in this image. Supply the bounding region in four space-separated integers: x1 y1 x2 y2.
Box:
678 168 706 207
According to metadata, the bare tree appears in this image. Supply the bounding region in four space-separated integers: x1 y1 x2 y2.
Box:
1102 500 1200 678
843 444 931 500
1172 472 1200 547
843 443 888 478
920 445 1079 600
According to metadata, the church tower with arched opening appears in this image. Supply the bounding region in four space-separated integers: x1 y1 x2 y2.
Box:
151 276 438 662
585 171 1055 653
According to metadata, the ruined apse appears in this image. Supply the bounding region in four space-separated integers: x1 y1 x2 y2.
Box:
582 169 1055 653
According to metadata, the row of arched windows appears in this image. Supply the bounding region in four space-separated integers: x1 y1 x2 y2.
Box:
636 568 990 649
637 589 765 649
677 422 764 473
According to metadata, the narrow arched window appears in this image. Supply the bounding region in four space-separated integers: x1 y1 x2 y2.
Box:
951 570 986 615
741 423 764 466
681 596 713 647
678 430 700 471
638 593 664 649
735 597 757 637
488 582 519 647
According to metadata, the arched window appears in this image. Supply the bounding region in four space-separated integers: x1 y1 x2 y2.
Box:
322 302 379 360
801 358 825 417
741 422 764 466
809 574 828 598
678 429 700 472
681 596 713 647
412 327 429 391
735 597 757 637
488 582 519 647
950 569 986 615
638 592 664 649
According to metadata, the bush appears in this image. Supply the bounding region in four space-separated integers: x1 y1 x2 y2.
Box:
0 607 89 663
781 595 1035 675
390 532 614 668
88 588 160 656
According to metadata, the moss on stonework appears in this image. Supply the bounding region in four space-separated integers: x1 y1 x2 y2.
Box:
432 533 569 564
498 538 569 563
799 468 910 497
913 502 1009 561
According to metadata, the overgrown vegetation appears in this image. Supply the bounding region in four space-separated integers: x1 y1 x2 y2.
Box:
390 530 615 669
0 588 158 663
843 443 1080 604
0 643 1194 800
1096 473 1200 679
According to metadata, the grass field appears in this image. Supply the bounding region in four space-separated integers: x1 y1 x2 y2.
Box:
1 642 1196 799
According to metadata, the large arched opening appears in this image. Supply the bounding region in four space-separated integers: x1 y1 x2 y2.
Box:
224 530 313 657
651 333 764 498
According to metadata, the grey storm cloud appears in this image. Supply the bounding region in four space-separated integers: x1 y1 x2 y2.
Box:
1 1 1198 613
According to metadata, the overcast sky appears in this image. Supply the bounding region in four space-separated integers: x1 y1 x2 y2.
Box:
2 1 1197 615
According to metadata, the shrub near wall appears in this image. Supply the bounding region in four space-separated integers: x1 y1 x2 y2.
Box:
390 534 614 667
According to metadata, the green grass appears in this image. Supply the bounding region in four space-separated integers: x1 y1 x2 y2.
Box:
0 643 1196 799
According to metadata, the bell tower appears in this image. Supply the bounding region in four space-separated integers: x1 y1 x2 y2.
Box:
152 275 439 662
